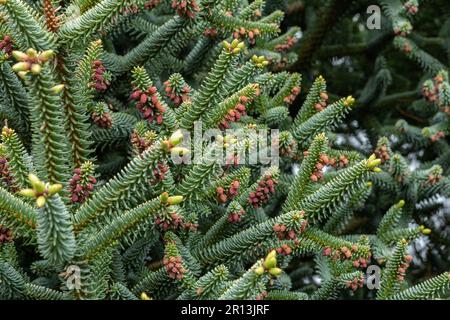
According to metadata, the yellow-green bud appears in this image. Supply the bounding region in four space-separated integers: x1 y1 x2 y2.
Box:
48 184 63 196
263 256 277 269
267 249 277 259
367 156 381 169
12 62 30 72
421 128 430 137
269 267 282 276
140 292 151 300
397 200 405 208
231 39 239 48
19 188 36 198
40 50 55 60
371 159 382 167
252 55 269 68
232 48 241 54
30 64 42 75
367 154 382 171
26 48 37 58
51 84 65 94
36 196 46 208
12 51 28 62
2 126 14 137
167 195 184 205
17 71 28 79
169 130 184 146
254 266 265 275
222 41 230 50
28 173 46 193
344 95 355 107
160 192 169 203
420 226 431 235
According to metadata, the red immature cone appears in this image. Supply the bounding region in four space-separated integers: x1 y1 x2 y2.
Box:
144 0 161 9
219 98 250 130
248 176 277 208
227 209 245 223
150 162 169 184
0 158 17 191
0 35 13 56
69 166 97 204
0 225 13 243
276 244 292 256
275 36 297 52
91 60 109 92
92 111 112 128
323 247 332 256
171 0 199 19
163 256 185 279
131 86 165 124
228 180 240 197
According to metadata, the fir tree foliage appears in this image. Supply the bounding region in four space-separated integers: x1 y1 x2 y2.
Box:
0 0 448 300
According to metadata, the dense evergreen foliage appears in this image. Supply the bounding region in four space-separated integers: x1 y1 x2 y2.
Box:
0 0 448 300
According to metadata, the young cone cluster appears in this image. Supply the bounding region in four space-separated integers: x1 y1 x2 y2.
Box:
0 35 13 56
19 174 62 208
131 86 166 124
248 175 277 208
171 0 199 19
217 180 240 203
0 225 12 243
68 162 97 204
91 60 109 92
